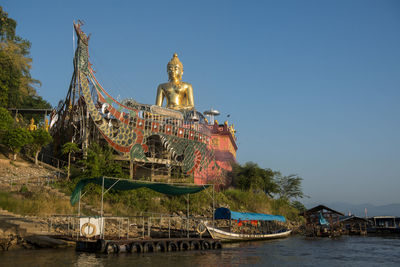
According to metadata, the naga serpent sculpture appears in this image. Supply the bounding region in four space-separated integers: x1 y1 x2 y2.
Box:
73 22 219 175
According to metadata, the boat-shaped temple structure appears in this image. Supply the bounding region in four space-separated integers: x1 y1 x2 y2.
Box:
49 22 237 187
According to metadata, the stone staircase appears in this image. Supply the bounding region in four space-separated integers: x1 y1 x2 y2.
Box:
0 208 73 250
0 181 112 237
0 157 116 250
0 175 112 218
0 208 45 236
0 156 115 224
0 181 112 240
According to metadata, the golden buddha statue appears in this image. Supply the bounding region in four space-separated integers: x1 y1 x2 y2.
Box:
28 118 37 131
44 118 49 132
155 53 195 111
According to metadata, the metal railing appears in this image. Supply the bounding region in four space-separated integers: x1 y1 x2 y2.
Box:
38 152 68 175
1 175 59 191
41 213 210 241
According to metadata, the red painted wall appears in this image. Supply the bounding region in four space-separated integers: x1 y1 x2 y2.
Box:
194 122 237 186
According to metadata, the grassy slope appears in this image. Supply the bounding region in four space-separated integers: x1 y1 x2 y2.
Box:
0 190 77 216
53 178 302 221
0 154 302 221
0 182 302 221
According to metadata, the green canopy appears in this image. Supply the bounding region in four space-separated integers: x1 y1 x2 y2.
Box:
70 177 209 205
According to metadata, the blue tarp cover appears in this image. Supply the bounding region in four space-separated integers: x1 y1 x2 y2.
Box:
214 207 286 222
318 211 329 225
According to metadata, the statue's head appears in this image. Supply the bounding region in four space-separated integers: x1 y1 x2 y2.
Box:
167 53 183 82
30 118 34 124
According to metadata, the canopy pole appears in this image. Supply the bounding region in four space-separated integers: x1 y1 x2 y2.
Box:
101 176 104 217
101 176 104 238
78 190 87 216
78 191 81 216
187 194 190 238
212 184 215 228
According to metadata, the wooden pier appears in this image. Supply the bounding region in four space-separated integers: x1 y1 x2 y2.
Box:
76 238 222 254
299 205 344 237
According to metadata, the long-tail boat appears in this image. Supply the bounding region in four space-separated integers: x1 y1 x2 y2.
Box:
203 208 292 242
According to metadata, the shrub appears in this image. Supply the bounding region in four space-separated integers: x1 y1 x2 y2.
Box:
2 127 32 160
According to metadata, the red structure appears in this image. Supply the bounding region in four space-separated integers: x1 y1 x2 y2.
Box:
194 121 237 186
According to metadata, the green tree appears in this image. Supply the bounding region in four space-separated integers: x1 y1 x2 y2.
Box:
0 107 14 139
291 200 306 213
230 162 278 195
275 174 307 200
0 7 17 42
79 143 126 178
3 127 32 160
0 40 23 107
0 7 49 118
29 129 52 165
61 142 79 180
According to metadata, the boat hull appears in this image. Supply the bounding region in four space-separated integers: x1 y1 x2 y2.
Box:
205 225 292 242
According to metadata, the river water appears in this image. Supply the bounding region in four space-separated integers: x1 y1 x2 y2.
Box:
1 235 399 266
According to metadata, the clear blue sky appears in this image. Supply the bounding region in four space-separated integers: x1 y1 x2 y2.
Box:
3 0 399 205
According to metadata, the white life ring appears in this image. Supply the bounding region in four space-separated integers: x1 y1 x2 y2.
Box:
196 222 207 235
81 222 96 238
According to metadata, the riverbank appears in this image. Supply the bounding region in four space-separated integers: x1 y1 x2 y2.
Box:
0 155 304 251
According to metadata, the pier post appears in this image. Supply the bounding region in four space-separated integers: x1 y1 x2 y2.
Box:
168 217 171 238
72 218 75 238
100 176 105 239
212 184 215 228
142 216 145 238
101 176 104 218
76 217 79 240
148 217 151 237
127 218 129 239
118 218 121 239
